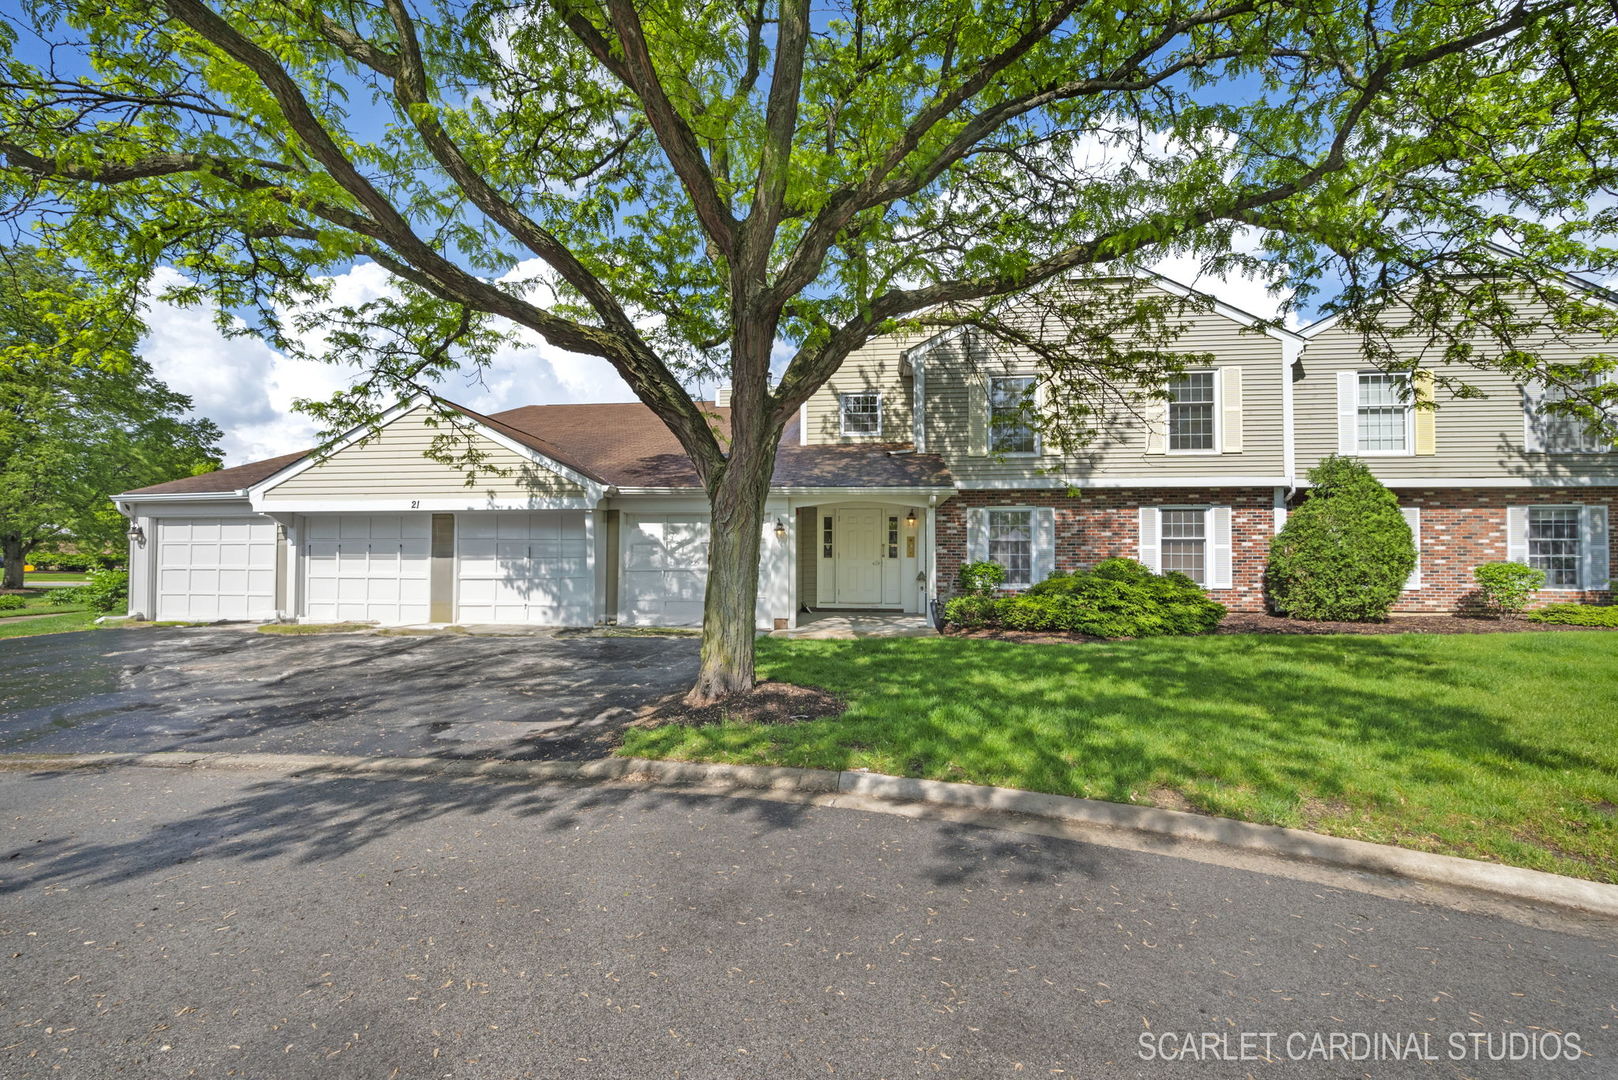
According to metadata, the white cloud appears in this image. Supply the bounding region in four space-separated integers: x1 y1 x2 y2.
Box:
141 263 634 466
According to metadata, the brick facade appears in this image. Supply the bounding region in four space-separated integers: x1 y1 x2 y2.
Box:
1383 487 1616 612
935 486 1616 615
935 487 1277 611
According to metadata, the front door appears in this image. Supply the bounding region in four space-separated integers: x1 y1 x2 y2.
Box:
834 507 883 604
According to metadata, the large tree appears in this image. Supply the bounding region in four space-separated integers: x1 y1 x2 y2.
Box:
1 0 1614 698
0 246 222 587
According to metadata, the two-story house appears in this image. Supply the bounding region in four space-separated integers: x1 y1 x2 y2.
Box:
113 270 1615 626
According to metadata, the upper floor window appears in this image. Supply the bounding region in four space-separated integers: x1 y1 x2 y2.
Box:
1356 372 1411 453
839 392 881 436
1540 379 1616 454
989 376 1037 454
987 509 1034 586
1167 371 1216 451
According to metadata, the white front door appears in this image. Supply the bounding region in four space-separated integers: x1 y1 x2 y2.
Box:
834 507 884 605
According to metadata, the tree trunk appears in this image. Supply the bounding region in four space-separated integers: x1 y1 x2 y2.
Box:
1 535 26 590
686 446 775 705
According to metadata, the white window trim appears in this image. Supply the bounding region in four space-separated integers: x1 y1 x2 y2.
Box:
988 375 1041 457
1526 503 1587 591
1156 504 1214 585
1165 369 1221 456
838 391 883 438
983 504 1042 589
1535 375 1618 455
1354 371 1415 457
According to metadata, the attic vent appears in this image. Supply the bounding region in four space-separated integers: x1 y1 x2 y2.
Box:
714 385 732 407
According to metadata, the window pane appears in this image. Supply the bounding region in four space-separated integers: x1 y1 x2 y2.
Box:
841 393 880 435
1357 373 1408 452
990 377 1037 453
987 509 1033 586
1159 509 1206 584
1542 380 1616 453
1528 507 1582 587
1168 371 1215 451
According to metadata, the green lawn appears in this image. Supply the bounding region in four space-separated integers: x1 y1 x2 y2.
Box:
619 634 1618 882
24 572 89 583
0 610 100 638
0 595 89 619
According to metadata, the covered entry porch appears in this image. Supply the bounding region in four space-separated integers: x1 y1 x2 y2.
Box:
790 494 939 620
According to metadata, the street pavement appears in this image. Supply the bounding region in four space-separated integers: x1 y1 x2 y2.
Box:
1 765 1612 1078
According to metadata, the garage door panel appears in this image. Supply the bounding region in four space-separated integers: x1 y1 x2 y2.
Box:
301 513 432 624
618 515 712 626
155 516 278 622
454 511 593 625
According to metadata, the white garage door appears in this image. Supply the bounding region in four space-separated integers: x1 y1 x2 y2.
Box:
156 517 279 622
304 514 430 624
620 515 709 626
457 511 593 625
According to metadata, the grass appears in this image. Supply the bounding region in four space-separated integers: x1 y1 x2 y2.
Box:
0 595 90 619
0 611 100 638
24 572 89 583
619 633 1618 883
256 622 375 635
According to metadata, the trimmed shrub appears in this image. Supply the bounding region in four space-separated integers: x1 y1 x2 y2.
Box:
45 586 86 607
1526 603 1618 627
1266 455 1416 622
79 569 128 614
1472 561 1545 616
956 560 1006 596
942 594 999 628
0 595 26 610
946 559 1225 637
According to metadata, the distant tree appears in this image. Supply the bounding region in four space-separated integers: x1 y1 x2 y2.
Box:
0 246 221 588
1266 456 1416 621
1 0 1615 697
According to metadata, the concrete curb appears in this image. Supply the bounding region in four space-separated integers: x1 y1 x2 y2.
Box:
5 750 1615 919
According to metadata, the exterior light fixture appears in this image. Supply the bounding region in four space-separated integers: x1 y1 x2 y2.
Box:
127 521 145 546
905 508 918 528
774 518 787 540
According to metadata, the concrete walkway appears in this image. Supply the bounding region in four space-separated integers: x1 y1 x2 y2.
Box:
773 610 936 638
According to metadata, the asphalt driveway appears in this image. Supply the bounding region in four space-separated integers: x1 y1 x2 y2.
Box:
0 627 699 760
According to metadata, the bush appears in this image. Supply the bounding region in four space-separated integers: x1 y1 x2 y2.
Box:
79 569 128 613
956 560 1006 596
1266 455 1416 622
946 559 1225 637
1472 561 1545 616
0 595 26 610
1526 603 1618 627
46 586 86 607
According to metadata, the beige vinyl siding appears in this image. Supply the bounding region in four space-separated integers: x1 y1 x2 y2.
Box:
922 286 1289 486
262 407 584 501
1295 295 1618 481
801 333 920 445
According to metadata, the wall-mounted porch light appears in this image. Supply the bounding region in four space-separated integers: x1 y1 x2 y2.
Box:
773 518 788 540
904 508 918 529
127 521 145 546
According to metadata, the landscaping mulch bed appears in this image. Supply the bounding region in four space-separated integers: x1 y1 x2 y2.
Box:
942 611 1618 643
636 680 846 728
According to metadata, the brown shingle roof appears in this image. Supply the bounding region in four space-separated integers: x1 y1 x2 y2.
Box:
121 399 953 497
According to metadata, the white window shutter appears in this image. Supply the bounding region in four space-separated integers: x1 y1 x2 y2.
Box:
1522 382 1546 452
966 508 987 565
1337 370 1359 454
1401 506 1422 590
1138 506 1160 572
1033 508 1056 584
1582 505 1610 591
1220 367 1243 453
1144 399 1167 454
1507 505 1529 564
1209 506 1233 588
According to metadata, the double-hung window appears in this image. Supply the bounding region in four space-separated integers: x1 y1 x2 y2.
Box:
989 376 1037 454
987 509 1034 587
1167 371 1216 451
839 392 881 436
1528 507 1582 587
1159 509 1208 584
1540 379 1616 453
1356 372 1411 453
